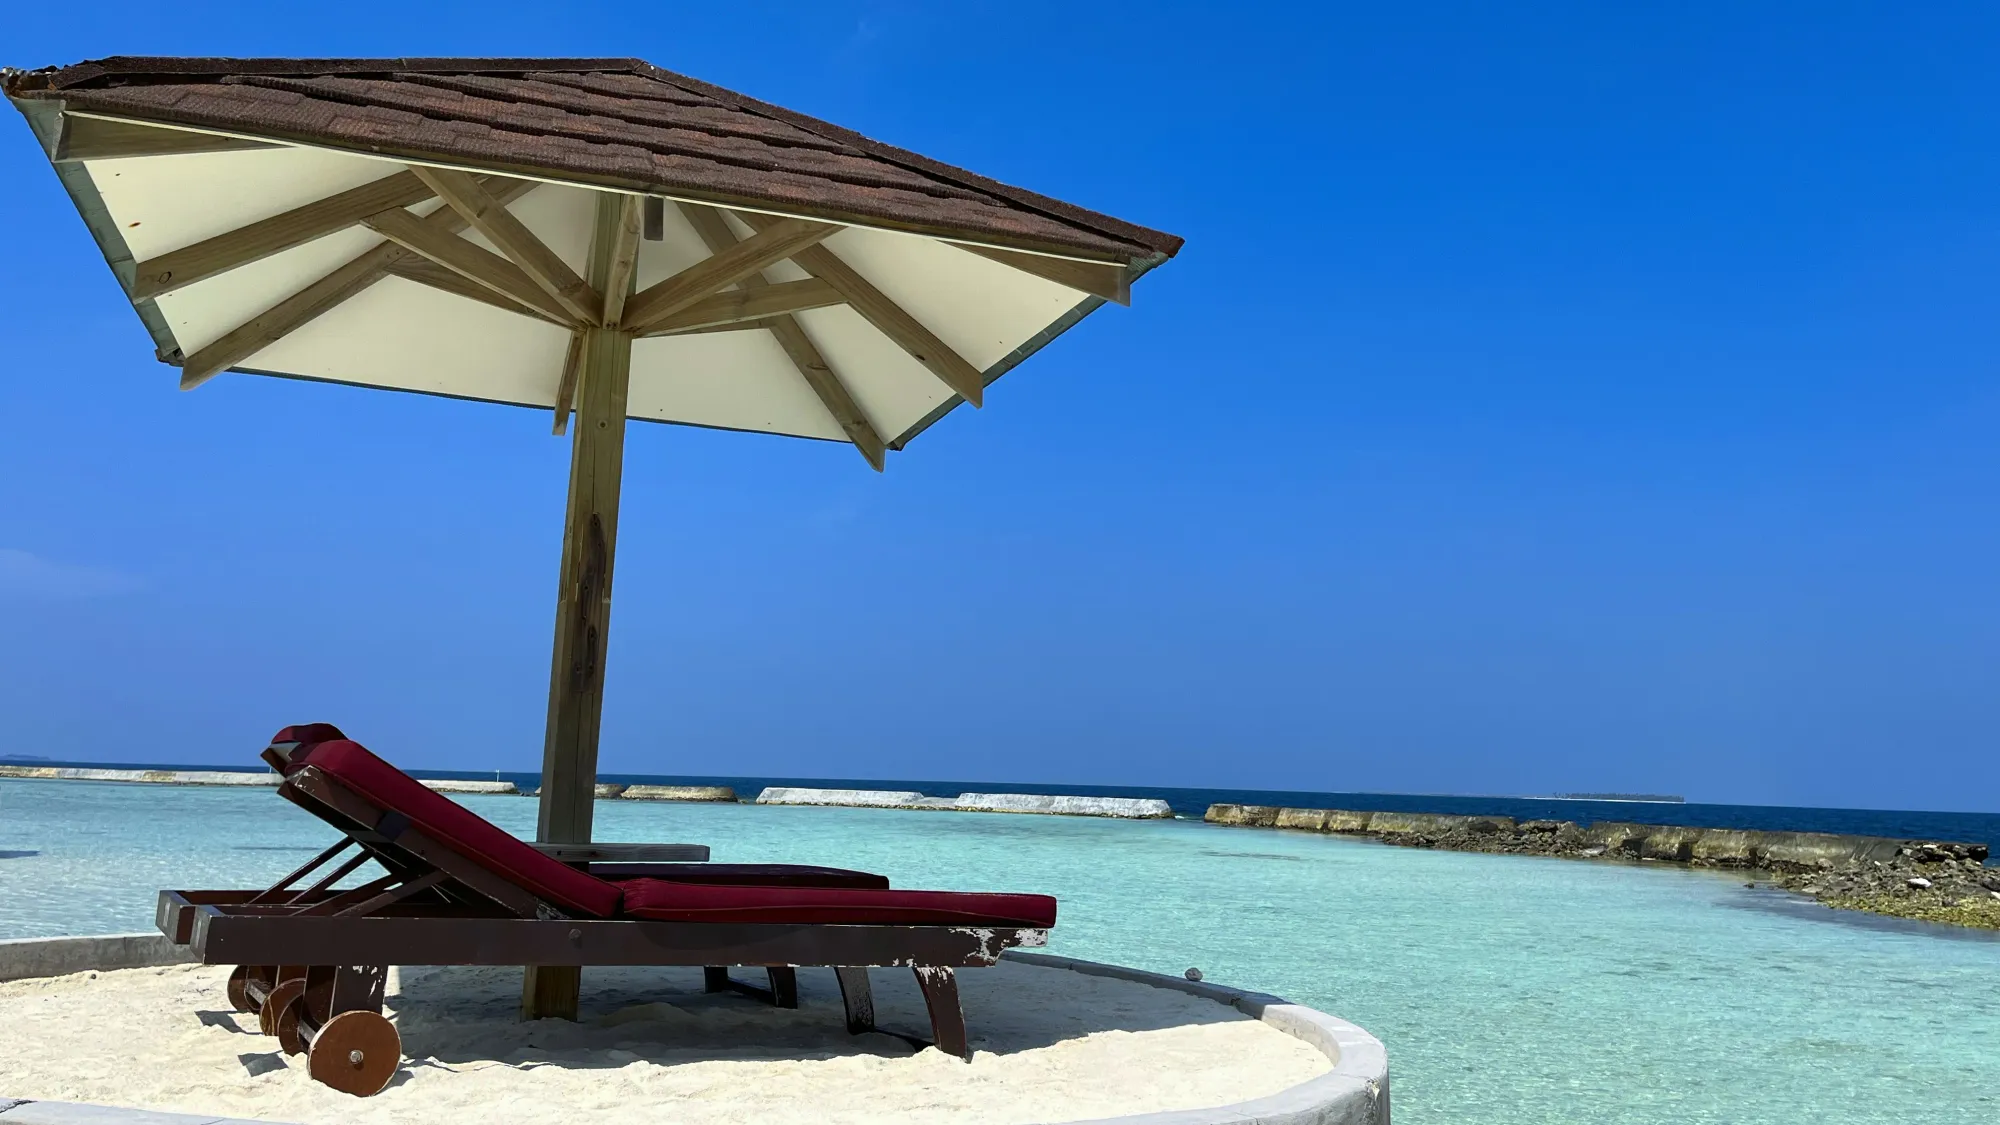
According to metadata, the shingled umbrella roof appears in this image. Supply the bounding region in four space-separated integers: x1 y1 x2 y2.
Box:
6 56 1180 460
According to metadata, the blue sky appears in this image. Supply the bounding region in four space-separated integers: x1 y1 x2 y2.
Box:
3 4 1997 811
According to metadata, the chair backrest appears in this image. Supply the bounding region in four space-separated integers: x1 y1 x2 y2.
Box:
290 737 623 919
270 723 351 759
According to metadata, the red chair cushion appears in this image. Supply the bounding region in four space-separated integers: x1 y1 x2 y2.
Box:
295 739 623 919
619 878 1057 927
272 723 348 747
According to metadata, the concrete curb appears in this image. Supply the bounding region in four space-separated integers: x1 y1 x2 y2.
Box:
0 1102 267 1125
0 938 1389 1124
0 935 196 983
1004 951 1391 1125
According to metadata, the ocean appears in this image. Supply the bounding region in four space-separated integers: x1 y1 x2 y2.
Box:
2 776 1995 1125
7 756 1997 854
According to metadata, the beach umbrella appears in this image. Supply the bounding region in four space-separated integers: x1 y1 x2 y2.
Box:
4 56 1181 1016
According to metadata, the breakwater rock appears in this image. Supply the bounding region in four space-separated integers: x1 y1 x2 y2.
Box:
419 779 518 795
756 787 1174 818
955 793 1173 818
0 765 278 786
1204 803 1986 871
756 787 941 808
1206 802 1997 930
1776 844 2000 929
2 766 523 795
622 785 738 802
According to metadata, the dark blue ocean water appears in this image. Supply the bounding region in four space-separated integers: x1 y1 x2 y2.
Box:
10 756 1997 857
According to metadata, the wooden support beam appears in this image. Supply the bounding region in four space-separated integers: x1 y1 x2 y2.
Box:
646 317 784 338
738 212 985 408
600 195 643 328
552 330 588 435
524 193 637 1022
620 217 838 334
361 207 578 326
675 202 884 469
53 115 278 163
383 257 568 325
176 178 538 390
634 278 841 336
132 171 436 300
955 243 1131 306
414 167 602 324
769 317 886 470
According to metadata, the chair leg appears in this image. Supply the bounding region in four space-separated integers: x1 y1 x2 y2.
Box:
765 966 799 1009
302 965 337 1026
834 967 875 1034
521 966 581 1022
702 965 795 1008
330 965 388 1017
912 967 970 1061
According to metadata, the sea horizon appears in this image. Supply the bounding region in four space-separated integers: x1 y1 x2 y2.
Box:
8 752 1995 856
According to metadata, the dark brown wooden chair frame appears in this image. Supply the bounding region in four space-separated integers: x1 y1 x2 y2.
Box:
155 743 1047 1092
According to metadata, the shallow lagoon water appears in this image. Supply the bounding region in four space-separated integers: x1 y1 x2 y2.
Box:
3 778 1996 1124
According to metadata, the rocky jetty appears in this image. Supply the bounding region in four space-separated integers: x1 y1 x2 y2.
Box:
621 785 737 802
0 766 277 786
417 778 518 794
1205 803 1997 930
1774 842 2000 929
4 766 521 795
954 793 1173 818
755 787 940 808
756 787 1174 818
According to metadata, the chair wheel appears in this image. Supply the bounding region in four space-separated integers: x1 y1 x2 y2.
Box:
307 1010 401 1097
227 965 272 1013
259 977 305 1039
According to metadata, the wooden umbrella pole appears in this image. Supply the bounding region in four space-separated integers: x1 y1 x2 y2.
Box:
523 193 639 1020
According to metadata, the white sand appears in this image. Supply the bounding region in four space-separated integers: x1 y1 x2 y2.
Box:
0 959 1326 1124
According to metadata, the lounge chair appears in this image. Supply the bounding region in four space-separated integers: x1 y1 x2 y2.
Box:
157 726 1055 1095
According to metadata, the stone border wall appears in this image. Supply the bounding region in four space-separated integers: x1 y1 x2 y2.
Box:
0 934 196 983
0 936 1388 1125
1204 804 1988 872
1005 951 1390 1125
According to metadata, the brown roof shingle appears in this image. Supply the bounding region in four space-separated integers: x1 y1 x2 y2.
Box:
5 56 1182 263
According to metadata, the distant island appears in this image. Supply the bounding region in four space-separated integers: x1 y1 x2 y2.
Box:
1551 793 1685 803
0 754 53 763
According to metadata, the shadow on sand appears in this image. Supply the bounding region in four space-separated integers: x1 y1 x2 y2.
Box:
380 959 1243 1075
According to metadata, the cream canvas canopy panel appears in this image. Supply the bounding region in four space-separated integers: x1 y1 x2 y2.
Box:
5 56 1181 467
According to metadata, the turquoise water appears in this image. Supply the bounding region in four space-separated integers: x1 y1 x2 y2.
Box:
3 778 1997 1124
